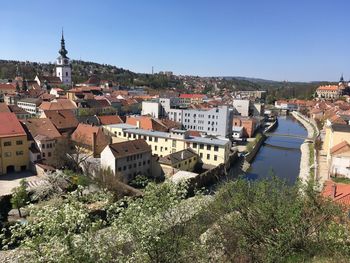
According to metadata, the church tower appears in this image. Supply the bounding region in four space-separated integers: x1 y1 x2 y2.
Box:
56 30 72 86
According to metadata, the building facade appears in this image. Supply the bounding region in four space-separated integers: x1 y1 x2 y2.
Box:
100 139 152 182
103 124 231 166
0 113 29 175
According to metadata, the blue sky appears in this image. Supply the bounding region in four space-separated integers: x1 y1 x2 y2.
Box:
0 0 349 81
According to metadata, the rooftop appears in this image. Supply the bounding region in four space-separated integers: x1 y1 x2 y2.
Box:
159 148 197 165
0 113 26 137
108 139 151 158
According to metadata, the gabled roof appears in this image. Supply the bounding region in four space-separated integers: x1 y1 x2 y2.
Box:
321 181 350 207
159 148 198 166
179 94 206 99
98 115 124 125
71 123 110 153
39 99 77 111
330 141 350 155
108 139 151 159
0 83 16 91
317 85 340 91
36 75 62 84
43 110 79 131
0 113 26 137
126 116 168 132
21 118 61 140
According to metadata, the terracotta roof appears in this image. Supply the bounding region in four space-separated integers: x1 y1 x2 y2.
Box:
82 75 100 85
0 113 26 137
39 99 77 111
330 141 350 155
0 83 16 91
317 85 340 91
108 139 151 158
321 181 350 207
0 103 10 112
71 123 110 154
98 115 124 125
8 105 29 115
188 130 201 137
159 148 198 166
179 94 206 99
36 75 62 84
43 110 79 131
21 118 61 140
126 116 168 132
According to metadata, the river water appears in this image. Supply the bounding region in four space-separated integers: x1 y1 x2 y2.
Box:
245 115 307 184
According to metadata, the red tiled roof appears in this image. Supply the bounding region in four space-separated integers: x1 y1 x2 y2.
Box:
179 94 206 99
330 141 350 155
317 85 340 91
108 139 151 158
39 99 77 111
21 118 61 140
71 123 110 154
126 116 168 132
321 181 350 207
98 115 124 125
43 110 79 131
0 83 16 90
0 113 26 137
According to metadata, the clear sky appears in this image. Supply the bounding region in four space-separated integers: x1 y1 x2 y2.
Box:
0 0 349 81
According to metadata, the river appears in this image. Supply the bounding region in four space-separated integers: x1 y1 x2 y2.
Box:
245 115 307 184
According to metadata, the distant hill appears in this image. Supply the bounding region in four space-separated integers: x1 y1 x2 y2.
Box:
0 59 182 89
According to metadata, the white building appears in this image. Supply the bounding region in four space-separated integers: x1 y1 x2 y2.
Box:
232 99 250 116
55 31 72 86
17 98 42 116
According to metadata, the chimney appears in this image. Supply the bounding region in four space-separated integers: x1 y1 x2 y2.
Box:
331 183 337 199
92 132 97 157
181 151 184 160
136 120 140 128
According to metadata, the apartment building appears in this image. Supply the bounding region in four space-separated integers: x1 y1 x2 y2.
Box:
101 139 152 183
0 113 29 174
17 98 42 116
167 106 233 138
103 124 231 166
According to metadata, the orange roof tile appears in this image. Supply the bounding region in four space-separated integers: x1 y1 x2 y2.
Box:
330 141 350 155
0 113 26 137
317 85 340 91
98 115 124 125
322 181 350 207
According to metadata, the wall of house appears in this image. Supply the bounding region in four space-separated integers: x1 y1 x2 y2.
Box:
330 155 350 178
0 135 29 175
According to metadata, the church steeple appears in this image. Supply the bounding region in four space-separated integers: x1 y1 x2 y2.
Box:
59 29 68 58
340 73 344 83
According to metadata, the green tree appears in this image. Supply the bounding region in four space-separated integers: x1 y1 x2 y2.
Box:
10 179 29 217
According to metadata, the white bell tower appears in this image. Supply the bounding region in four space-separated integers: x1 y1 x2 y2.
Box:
56 30 72 86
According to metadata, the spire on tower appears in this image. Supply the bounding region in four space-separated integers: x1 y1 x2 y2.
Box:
340 73 344 83
59 28 68 58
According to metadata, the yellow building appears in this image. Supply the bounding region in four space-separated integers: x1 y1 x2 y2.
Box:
0 113 29 174
159 148 198 176
103 124 231 166
323 122 350 162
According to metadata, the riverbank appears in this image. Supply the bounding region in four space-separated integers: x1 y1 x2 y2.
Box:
291 111 316 185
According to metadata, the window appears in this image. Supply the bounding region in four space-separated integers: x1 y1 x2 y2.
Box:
214 155 218 161
16 140 23 145
199 153 203 158
207 154 210 160
43 153 45 157
42 144 45 149
123 166 126 171
165 147 168 151
147 160 150 164
214 146 219 151
48 152 51 157
207 145 211 150
193 143 197 148
155 146 157 151
172 140 176 148
199 144 204 149
139 162 141 166
154 137 158 142
149 137 153 142
4 141 11 146
4 152 11 157
143 161 146 165
134 163 137 168
160 146 163 152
